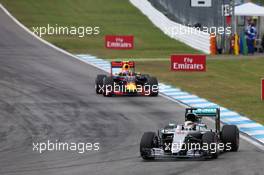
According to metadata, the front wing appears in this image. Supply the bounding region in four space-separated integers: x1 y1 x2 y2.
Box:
142 148 213 159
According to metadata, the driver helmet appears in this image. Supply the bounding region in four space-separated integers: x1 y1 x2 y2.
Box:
121 63 130 75
184 121 195 130
185 113 199 123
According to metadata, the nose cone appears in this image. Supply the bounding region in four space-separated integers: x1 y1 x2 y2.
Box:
126 83 137 92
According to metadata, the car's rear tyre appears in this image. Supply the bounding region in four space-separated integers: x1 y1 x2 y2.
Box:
103 77 114 97
146 77 159 96
140 132 158 160
221 125 239 152
202 132 219 159
95 74 106 94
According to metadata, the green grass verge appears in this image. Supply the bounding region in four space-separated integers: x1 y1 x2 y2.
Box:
0 0 198 59
136 59 264 124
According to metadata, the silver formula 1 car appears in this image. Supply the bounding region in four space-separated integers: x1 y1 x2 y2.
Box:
140 108 239 160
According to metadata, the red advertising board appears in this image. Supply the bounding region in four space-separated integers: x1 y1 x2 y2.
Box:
261 78 264 100
105 35 134 49
171 54 206 72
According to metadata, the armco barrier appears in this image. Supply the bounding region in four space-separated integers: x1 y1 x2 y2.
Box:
129 0 210 54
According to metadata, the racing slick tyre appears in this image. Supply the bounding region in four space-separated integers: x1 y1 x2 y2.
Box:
146 77 159 96
103 77 114 97
95 74 106 94
140 132 159 160
202 132 219 159
221 125 239 152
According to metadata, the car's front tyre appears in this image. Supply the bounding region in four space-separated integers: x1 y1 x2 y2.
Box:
146 77 159 96
95 74 106 94
103 77 114 97
202 132 219 159
221 125 239 152
140 132 158 160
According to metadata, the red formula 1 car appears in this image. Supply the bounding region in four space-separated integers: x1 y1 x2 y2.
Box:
95 61 159 97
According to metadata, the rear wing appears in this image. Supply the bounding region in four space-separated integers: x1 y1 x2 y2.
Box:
185 108 220 133
110 61 135 75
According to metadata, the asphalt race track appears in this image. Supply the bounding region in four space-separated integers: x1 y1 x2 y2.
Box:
0 7 263 175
